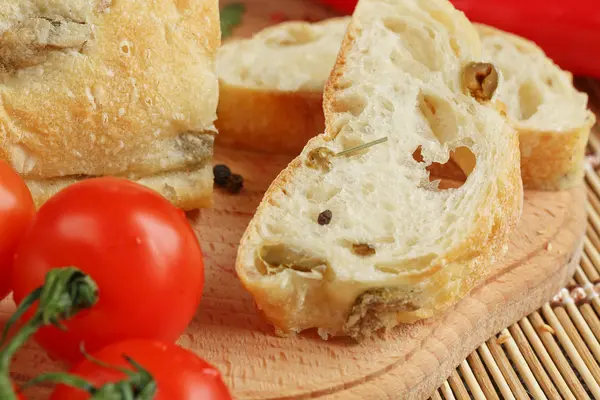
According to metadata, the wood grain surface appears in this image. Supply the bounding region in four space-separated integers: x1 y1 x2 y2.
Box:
3 144 587 400
1 0 592 399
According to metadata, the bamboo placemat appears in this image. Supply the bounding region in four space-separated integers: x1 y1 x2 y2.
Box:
430 78 600 400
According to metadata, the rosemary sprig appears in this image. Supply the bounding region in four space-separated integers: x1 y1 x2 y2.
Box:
336 137 388 157
0 267 99 400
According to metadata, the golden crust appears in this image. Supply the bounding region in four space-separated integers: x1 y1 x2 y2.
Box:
0 0 219 207
518 116 595 191
216 82 324 154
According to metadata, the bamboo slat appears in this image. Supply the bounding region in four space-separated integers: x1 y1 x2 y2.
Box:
431 116 600 398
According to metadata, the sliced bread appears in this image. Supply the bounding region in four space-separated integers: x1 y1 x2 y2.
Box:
235 0 523 340
216 18 349 154
476 24 595 190
217 17 595 190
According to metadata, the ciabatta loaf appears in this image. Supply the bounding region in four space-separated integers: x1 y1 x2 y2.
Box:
236 0 523 340
217 17 595 190
0 0 220 209
476 24 595 190
216 18 349 154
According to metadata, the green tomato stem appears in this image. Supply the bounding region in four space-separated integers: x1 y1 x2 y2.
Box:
19 372 95 393
0 267 99 399
0 372 18 400
21 354 157 400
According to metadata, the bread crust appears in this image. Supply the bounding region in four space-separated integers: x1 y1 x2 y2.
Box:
520 122 594 190
216 83 324 154
0 0 220 208
236 2 523 339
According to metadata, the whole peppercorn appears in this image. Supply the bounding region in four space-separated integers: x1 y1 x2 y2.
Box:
317 210 333 225
226 174 244 194
213 164 232 186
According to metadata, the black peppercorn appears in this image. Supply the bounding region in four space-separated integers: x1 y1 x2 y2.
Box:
226 174 244 194
213 164 232 186
318 210 333 225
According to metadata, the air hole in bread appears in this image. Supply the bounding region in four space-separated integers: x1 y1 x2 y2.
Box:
333 93 368 117
382 18 407 34
412 146 425 163
256 243 328 275
264 25 321 47
375 254 436 275
340 134 366 155
451 146 477 176
518 82 543 120
306 186 341 203
328 114 352 138
449 38 461 58
333 78 353 91
428 10 455 31
422 146 474 190
384 20 438 71
120 41 132 55
545 78 554 88
418 92 457 145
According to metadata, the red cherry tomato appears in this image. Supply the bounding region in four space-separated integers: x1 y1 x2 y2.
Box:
318 0 356 14
11 178 204 364
316 0 600 78
0 161 35 301
50 340 232 400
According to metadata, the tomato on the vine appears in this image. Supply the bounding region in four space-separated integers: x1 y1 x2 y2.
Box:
11 178 205 363
0 161 35 301
50 340 232 400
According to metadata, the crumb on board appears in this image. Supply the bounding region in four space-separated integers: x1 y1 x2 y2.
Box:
496 332 511 345
538 324 555 335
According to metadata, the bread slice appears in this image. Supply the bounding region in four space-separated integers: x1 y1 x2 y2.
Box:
217 17 595 190
476 24 595 190
0 0 220 210
236 0 523 340
216 18 349 154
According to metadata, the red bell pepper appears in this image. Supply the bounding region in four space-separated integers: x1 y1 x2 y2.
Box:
316 0 600 78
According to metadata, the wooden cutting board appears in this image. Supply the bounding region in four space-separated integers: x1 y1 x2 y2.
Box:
3 144 587 400
2 0 589 399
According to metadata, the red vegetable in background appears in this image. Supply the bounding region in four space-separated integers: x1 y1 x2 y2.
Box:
318 0 355 14
0 161 35 301
11 178 205 364
49 340 232 400
317 0 600 79
451 0 600 78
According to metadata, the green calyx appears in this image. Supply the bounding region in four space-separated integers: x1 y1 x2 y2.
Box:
22 354 157 400
0 267 99 400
